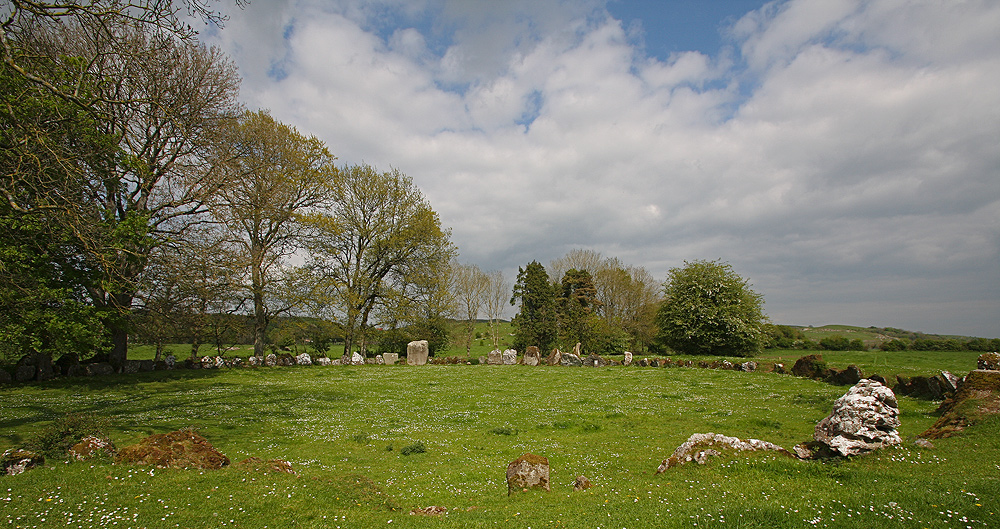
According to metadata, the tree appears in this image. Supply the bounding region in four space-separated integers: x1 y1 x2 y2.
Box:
557 268 601 350
1 17 240 368
212 110 336 358
510 261 558 352
483 270 511 351
654 259 767 357
305 164 454 357
451 262 488 354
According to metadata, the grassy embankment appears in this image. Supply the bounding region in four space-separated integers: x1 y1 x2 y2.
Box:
1 348 997 528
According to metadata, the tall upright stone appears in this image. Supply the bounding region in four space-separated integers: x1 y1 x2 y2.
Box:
407 340 429 366
523 346 541 366
502 349 517 365
623 351 633 366
488 349 503 365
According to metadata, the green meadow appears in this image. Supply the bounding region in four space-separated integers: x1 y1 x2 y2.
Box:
1 353 997 528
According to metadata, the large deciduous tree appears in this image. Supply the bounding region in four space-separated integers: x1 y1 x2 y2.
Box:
305 164 454 357
212 110 336 359
510 260 558 352
1 11 241 368
451 262 488 354
654 259 767 357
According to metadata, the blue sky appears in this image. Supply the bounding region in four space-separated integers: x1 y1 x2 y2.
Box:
204 0 1000 337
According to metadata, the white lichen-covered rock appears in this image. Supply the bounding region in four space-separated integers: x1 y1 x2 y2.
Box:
295 353 312 366
502 349 517 365
264 353 278 367
214 356 227 368
487 349 502 365
315 356 332 366
623 351 633 366
407 340 429 365
164 354 176 369
247 355 261 367
351 352 365 365
814 379 901 457
658 432 789 471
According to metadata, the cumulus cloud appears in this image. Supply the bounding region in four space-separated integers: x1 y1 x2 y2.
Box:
203 0 1000 336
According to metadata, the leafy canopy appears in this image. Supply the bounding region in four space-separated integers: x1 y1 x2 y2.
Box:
655 259 767 357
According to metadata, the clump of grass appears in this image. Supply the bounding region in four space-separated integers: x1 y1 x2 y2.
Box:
581 423 602 432
351 432 371 444
22 413 111 458
490 427 517 436
400 441 426 456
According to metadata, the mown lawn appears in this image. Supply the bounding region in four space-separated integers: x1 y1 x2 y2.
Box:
1 355 996 528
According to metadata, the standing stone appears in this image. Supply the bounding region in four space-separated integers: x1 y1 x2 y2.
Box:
523 346 541 366
295 353 313 366
214 356 227 369
572 342 582 357
506 453 550 495
85 363 114 376
584 354 606 367
740 361 758 372
545 349 562 366
502 349 517 365
407 340 429 366
14 365 35 382
560 353 583 367
488 349 503 365
813 379 901 457
939 371 960 394
623 352 633 366
383 353 398 365
375 354 385 365
164 354 176 369
247 355 261 367
351 352 365 365
315 357 332 366
264 353 278 367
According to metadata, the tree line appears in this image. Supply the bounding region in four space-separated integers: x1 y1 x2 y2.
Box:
0 1 454 369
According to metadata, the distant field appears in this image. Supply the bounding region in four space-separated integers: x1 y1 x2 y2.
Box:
1 350 997 528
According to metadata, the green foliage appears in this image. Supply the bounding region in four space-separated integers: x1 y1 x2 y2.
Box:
400 441 427 456
655 259 768 357
557 268 601 350
880 339 909 351
510 261 558 352
22 413 111 459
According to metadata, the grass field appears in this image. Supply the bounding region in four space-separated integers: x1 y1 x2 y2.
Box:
1 349 997 528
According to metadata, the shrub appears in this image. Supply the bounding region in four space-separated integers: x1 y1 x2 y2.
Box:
654 260 767 357
400 441 426 456
22 413 111 458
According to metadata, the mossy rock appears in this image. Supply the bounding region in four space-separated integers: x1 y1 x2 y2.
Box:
921 370 1000 439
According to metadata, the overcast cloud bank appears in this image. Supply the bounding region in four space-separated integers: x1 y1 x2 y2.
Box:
204 0 1000 337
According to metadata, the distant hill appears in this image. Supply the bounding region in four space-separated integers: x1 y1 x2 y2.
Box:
784 324 998 350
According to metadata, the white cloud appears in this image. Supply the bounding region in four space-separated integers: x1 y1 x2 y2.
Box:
206 0 1000 336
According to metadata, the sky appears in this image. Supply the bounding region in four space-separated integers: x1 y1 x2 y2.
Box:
200 0 1000 338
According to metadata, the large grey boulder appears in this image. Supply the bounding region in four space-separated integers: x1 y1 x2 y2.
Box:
487 349 503 365
560 353 583 367
351 352 365 365
502 349 517 365
383 353 398 365
407 340 428 366
264 353 278 367
813 379 901 457
295 353 313 366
